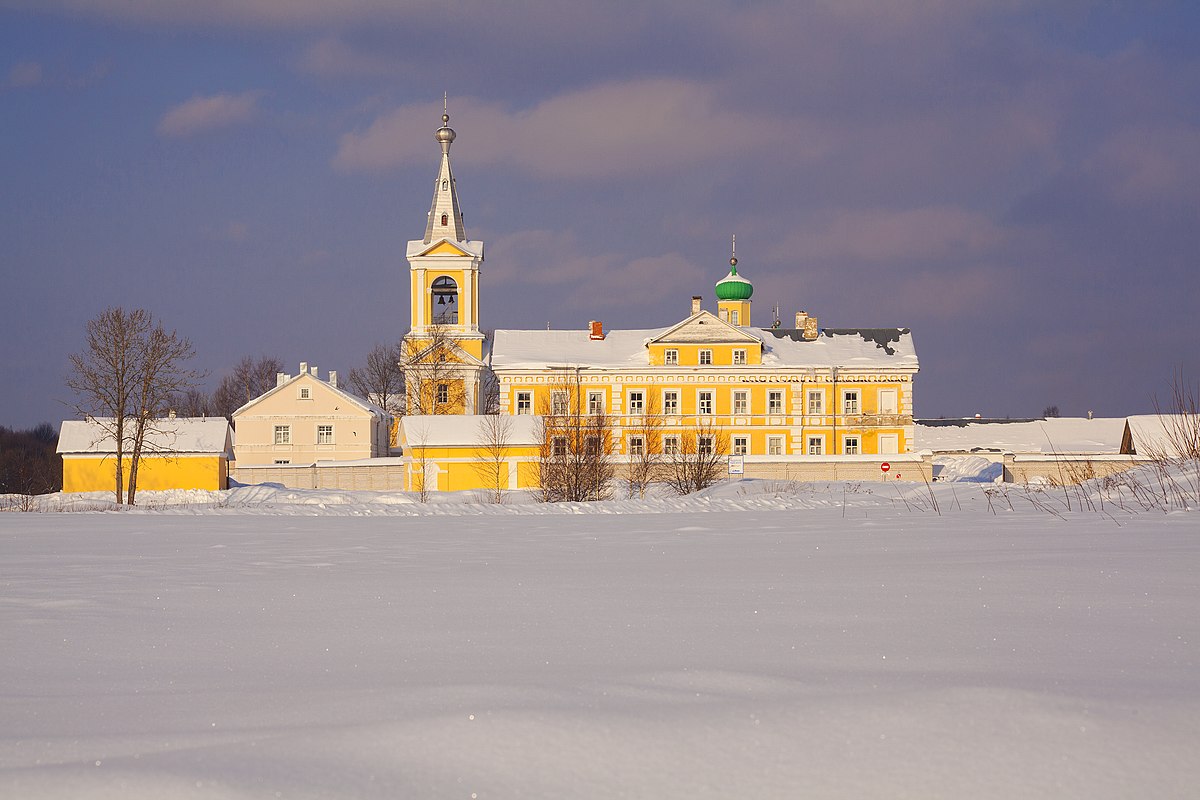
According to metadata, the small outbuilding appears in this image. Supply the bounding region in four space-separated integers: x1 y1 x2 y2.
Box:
58 417 234 493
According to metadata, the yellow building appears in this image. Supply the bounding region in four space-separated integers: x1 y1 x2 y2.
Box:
398 415 541 493
58 417 233 493
394 111 920 492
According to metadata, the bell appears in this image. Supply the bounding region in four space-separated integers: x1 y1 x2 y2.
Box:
447 296 455 304
437 296 446 305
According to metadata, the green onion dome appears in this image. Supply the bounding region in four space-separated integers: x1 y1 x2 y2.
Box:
715 256 754 301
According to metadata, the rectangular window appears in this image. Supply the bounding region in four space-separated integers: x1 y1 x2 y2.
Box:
732 390 749 415
552 436 567 458
516 391 532 415
663 390 679 416
274 459 290 465
844 436 860 455
551 390 569 416
585 435 601 456
843 390 860 415
733 349 746 365
768 390 783 414
628 390 644 415
807 390 824 415
699 349 713 365
768 436 783 456
274 425 290 445
698 390 713 416
663 435 680 455
732 436 748 455
665 349 678 365
698 435 714 456
588 390 605 415
808 436 824 455
299 386 311 400
628 435 644 456
317 425 333 444
437 383 449 405
730 310 740 326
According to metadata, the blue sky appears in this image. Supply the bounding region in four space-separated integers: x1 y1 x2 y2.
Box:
3 1 1199 428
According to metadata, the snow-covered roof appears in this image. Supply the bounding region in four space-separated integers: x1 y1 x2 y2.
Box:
490 326 918 371
400 415 541 448
915 417 1127 454
1123 414 1196 457
233 372 388 419
58 418 233 455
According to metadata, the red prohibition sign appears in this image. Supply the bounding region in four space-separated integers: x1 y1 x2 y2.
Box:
880 462 891 473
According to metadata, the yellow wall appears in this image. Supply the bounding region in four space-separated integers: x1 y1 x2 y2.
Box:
405 442 542 492
647 343 762 366
63 455 227 493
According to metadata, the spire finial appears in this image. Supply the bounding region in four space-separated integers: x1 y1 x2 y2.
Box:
435 95 456 153
729 234 738 272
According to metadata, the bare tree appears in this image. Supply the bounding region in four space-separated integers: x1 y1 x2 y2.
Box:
348 341 406 415
663 420 730 495
124 323 200 505
536 372 614 502
473 414 513 503
168 388 214 418
401 325 473 415
65 307 201 504
212 355 284 420
625 392 665 499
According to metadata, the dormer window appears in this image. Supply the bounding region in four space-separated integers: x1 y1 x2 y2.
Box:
665 349 678 365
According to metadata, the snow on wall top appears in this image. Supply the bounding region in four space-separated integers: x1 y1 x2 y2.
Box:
1123 414 1194 457
915 417 1127 454
400 414 541 448
490 327 918 371
57 418 233 455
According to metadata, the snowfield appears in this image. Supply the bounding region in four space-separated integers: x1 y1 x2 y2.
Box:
1 472 1197 799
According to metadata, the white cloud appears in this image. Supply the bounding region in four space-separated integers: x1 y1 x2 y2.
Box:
333 79 823 179
157 91 262 138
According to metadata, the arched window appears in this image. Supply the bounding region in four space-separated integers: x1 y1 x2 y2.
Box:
431 276 458 324
441 213 448 226
442 180 448 190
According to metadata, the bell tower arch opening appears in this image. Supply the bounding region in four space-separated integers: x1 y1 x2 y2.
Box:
431 275 459 324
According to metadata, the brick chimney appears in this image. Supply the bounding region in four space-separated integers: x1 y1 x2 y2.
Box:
795 311 807 328
589 320 605 340
692 296 702 314
803 315 819 340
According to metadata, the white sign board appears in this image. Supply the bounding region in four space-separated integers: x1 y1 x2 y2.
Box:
727 455 745 475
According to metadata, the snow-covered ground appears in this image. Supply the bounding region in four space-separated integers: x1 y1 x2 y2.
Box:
2 471 1197 799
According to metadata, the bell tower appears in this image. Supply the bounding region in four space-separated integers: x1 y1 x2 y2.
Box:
406 103 485 359
403 103 486 414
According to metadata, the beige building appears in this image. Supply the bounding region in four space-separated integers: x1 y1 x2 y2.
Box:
232 362 391 467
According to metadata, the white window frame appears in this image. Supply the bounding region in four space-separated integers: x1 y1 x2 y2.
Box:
663 390 679 416
551 389 569 416
733 348 746 365
699 349 713 366
730 310 740 326
732 436 748 455
551 436 567 458
768 436 783 456
627 390 644 416
697 390 714 416
732 389 749 415
516 391 532 415
768 390 783 414
843 436 860 455
274 425 290 445
664 349 679 365
628 435 644 456
663 435 680 455
807 436 824 455
299 386 311 400
317 424 333 445
843 389 860 415
587 390 605 415
698 435 714 456
807 390 824 415
436 383 449 405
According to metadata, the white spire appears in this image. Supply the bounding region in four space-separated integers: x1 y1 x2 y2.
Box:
423 101 467 244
